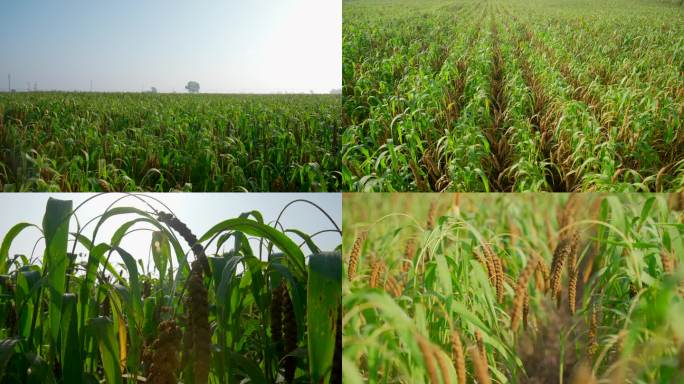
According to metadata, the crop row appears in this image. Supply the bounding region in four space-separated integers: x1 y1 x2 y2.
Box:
342 0 684 192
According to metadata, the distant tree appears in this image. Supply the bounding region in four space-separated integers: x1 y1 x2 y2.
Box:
185 81 200 93
150 87 157 93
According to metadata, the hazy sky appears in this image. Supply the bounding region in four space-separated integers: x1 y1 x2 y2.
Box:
0 193 341 276
0 1 341 93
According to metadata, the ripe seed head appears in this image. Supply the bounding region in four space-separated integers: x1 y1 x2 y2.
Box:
588 303 599 359
157 212 210 275
493 255 504 303
523 291 530 331
433 346 452 384
469 345 491 384
282 283 297 383
147 320 182 384
271 281 285 357
369 260 386 288
550 231 577 300
511 257 538 331
416 335 439 384
384 274 403 298
348 231 366 280
427 201 438 230
403 238 416 273
475 330 486 364
186 260 210 384
661 250 674 274
451 330 466 384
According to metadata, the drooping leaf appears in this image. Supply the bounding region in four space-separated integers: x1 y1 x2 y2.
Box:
0 223 39 274
200 218 306 281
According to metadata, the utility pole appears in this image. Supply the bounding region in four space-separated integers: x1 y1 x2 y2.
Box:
90 80 93 92
7 74 10 92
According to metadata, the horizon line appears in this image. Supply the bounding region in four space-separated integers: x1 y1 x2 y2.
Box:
0 90 343 95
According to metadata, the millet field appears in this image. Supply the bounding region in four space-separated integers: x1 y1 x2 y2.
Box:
0 93 341 192
343 192 684 383
342 0 684 192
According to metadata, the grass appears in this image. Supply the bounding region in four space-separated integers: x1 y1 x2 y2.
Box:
0 195 342 383
342 192 684 383
0 93 341 192
342 0 684 192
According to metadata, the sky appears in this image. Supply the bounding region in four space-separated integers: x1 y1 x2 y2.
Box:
0 0 341 93
0 193 341 276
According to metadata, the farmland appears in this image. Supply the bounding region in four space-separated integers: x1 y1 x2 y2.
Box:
343 193 684 383
0 195 341 383
342 0 684 192
0 93 340 192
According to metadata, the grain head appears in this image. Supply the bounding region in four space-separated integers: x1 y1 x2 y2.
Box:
348 231 367 280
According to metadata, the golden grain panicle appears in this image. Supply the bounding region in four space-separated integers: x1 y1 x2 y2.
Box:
403 238 416 273
511 258 538 331
588 302 599 359
369 260 386 288
347 231 366 280
451 330 466 384
427 200 438 230
416 335 439 384
469 345 491 384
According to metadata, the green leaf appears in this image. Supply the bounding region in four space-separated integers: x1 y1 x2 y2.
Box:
111 247 143 371
60 293 82 383
227 352 267 384
0 338 20 381
0 223 39 274
307 251 341 383
92 207 188 275
637 196 655 230
142 297 157 340
16 269 42 339
285 229 321 254
151 231 171 284
216 253 244 325
87 317 121 384
42 198 72 353
200 217 306 281
342 355 364 384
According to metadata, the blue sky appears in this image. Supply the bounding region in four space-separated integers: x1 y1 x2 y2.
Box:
0 1 341 93
0 193 342 275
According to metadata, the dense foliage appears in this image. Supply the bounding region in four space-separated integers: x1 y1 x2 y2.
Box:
0 93 341 192
342 0 684 191
343 193 684 383
0 195 342 383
